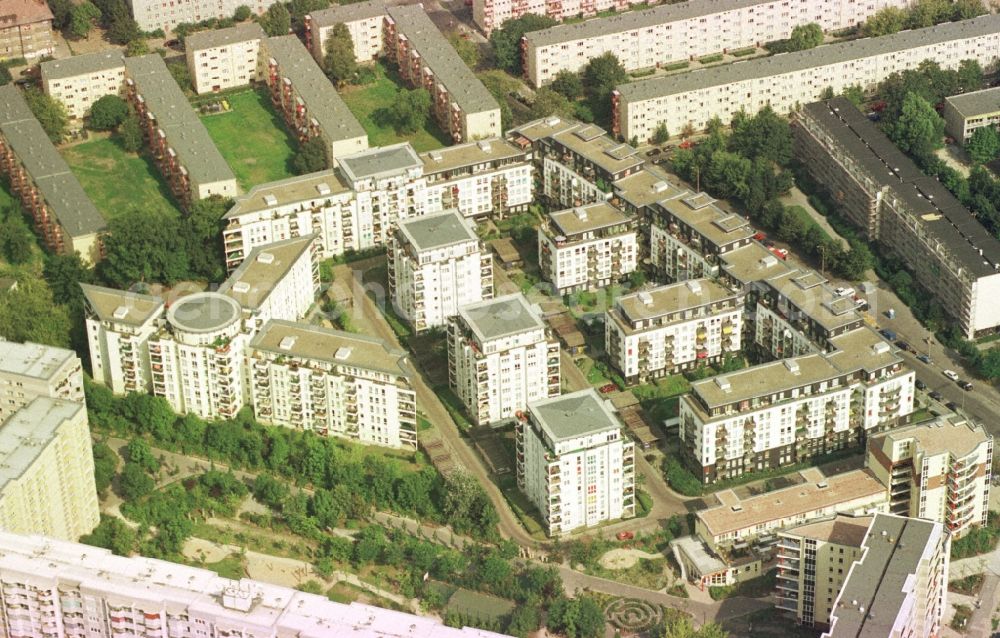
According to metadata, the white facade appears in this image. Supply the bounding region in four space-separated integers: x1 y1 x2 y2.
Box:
128 0 279 33
0 530 513 638
40 50 125 120
249 321 418 449
0 340 83 423
473 0 647 35
218 236 321 324
613 14 1000 142
82 285 165 396
538 202 637 293
523 0 914 86
388 209 493 332
516 389 634 536
448 294 560 426
605 279 743 384
185 23 266 95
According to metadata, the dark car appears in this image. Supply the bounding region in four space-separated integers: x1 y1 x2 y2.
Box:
960 380 974 391
880 328 897 341
895 340 913 353
946 401 959 411
645 148 661 157
929 390 943 401
916 354 932 364
915 379 927 390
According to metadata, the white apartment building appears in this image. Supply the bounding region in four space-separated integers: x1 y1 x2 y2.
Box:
0 398 100 541
473 0 647 35
0 530 513 638
248 320 418 449
448 294 560 426
824 514 949 638
867 415 992 539
538 201 637 294
221 140 533 270
185 23 266 94
613 14 1000 142
388 209 493 332
0 340 83 422
680 327 915 483
40 50 125 120
128 0 279 34
81 284 165 396
605 279 743 384
516 388 635 536
523 0 913 87
305 0 386 63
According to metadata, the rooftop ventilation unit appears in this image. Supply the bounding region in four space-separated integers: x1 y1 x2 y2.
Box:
638 291 653 306
263 194 278 206
278 336 297 350
428 150 443 162
112 306 129 320
232 282 250 294
716 377 731 392
334 346 353 360
316 183 331 196
477 140 492 152
257 252 275 264
872 341 891 355
686 280 702 295
652 181 669 193
784 359 800 375
574 207 588 221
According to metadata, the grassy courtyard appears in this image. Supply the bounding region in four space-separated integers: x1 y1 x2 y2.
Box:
339 63 451 152
200 90 298 189
61 137 180 221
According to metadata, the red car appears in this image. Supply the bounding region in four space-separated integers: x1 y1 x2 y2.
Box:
598 383 616 394
616 531 634 541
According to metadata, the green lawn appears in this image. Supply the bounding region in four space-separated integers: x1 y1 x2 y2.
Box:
61 137 180 221
201 90 298 189
339 63 451 152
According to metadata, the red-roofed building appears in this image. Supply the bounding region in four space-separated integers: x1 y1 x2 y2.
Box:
0 0 53 60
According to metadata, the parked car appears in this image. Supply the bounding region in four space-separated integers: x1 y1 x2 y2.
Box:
960 380 973 391
753 232 766 241
929 390 943 401
943 369 959 381
916 354 932 364
895 340 913 353
834 287 855 298
616 531 634 541
770 247 789 260
915 379 927 390
646 148 661 157
879 328 897 341
598 383 616 394
946 401 959 411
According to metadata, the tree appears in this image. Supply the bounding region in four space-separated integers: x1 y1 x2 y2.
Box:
323 23 357 85
478 69 519 131
105 4 139 44
907 0 953 29
956 59 983 95
651 122 670 145
0 209 34 264
660 617 728 638
489 14 557 75
787 23 823 51
89 94 128 130
530 87 575 120
24 88 68 143
118 112 144 152
233 4 252 20
546 597 605 638
80 515 137 556
967 126 1000 165
377 87 431 134
863 6 907 37
582 52 626 124
0 279 71 347
292 136 329 174
258 2 290 36
125 38 149 56
888 92 944 160
119 462 155 500
549 70 583 100
728 106 792 166
448 32 479 69
99 208 190 287
67 1 101 38
842 84 865 107
92 442 117 496
126 438 160 474
183 195 229 281
954 0 986 20
48 0 74 29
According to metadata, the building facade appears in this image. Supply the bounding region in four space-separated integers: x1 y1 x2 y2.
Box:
0 530 513 638
473 0 648 36
516 388 635 536
612 14 1000 142
0 0 53 60
41 50 126 121
795 97 1000 338
248 320 418 449
605 279 743 384
867 415 992 539
448 294 560 426
943 86 1000 142
127 0 279 34
388 209 493 332
538 202 638 293
185 23 266 94
0 340 83 422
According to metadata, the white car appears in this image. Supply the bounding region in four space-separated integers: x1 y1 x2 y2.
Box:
943 369 959 381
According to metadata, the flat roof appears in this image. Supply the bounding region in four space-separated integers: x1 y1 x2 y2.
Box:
224 169 349 219
421 138 527 175
386 5 499 115
614 279 739 324
945 86 1000 118
763 267 863 333
670 534 728 576
0 341 76 380
250 319 412 378
548 201 631 237
781 515 873 547
616 14 1000 103
825 327 903 376
614 167 680 209
337 143 422 184
828 514 942 638
878 414 990 461
396 208 477 252
166 292 242 334
41 49 124 82
0 86 105 238
509 117 643 176
124 55 236 187
720 241 794 285
457 293 544 342
185 22 266 51
690 353 842 409
219 235 315 310
528 388 621 443
653 190 754 249
0 398 81 486
264 35 368 145
526 0 782 48
697 469 886 537
80 283 164 327
804 98 1000 277
308 0 388 27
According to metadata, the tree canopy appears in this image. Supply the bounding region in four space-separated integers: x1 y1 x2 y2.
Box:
24 88 68 143
89 94 129 130
323 23 358 86
292 136 329 175
489 14 557 75
233 4 252 20
67 1 101 39
258 2 290 36
98 208 190 288
118 112 144 152
862 6 908 36
530 87 575 120
770 22 823 52
0 279 71 348
966 126 1000 165
887 92 944 160
375 87 431 135
581 52 627 124
549 69 583 100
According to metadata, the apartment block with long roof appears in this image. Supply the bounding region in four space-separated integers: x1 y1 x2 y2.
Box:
127 0 278 34
185 23 267 94
448 293 560 426
0 85 106 262
248 320 418 449
612 14 1000 142
538 201 638 293
41 50 125 120
0 0 54 61
473 0 646 36
0 340 83 423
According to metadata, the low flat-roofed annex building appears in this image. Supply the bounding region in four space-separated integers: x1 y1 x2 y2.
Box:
248 320 418 449
943 86 1000 142
0 340 83 422
388 209 494 332
605 278 743 384
185 23 267 95
448 293 560 426
41 49 125 121
516 388 635 536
